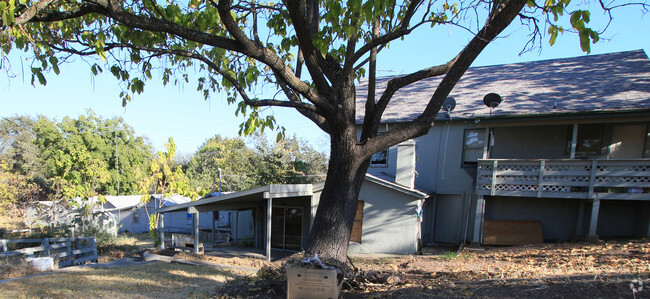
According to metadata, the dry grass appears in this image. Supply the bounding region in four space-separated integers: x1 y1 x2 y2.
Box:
0 262 239 298
0 207 25 232
0 257 40 280
97 233 156 263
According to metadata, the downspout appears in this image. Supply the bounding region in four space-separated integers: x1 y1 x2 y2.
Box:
416 198 424 253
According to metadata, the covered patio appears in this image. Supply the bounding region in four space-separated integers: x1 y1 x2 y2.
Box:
156 184 318 261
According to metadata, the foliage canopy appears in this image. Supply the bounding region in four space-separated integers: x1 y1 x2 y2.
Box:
185 134 328 192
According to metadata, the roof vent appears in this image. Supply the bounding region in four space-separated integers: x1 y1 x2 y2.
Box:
442 97 456 112
483 93 503 116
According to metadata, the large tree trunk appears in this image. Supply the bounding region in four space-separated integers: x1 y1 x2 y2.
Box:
305 77 372 262
306 135 370 262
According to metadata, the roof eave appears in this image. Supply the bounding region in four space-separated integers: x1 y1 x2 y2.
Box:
473 108 650 124
157 184 314 214
364 174 431 199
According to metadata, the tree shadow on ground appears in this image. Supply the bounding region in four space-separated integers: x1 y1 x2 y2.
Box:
342 273 648 298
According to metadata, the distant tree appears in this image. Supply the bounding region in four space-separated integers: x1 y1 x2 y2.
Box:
34 112 152 196
185 134 327 192
186 135 260 192
0 161 42 214
34 115 111 206
0 116 43 178
252 134 328 185
137 137 201 241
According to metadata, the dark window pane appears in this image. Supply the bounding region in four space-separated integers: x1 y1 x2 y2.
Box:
370 149 388 166
576 125 603 156
462 129 486 165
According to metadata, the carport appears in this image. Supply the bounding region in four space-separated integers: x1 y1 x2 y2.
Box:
156 184 318 261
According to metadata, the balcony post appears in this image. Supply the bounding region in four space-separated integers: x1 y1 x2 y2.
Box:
588 160 597 198
536 160 546 197
586 195 600 242
490 160 498 196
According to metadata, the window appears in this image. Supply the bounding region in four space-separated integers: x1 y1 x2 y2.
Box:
133 212 139 224
462 129 486 166
370 149 388 166
370 129 389 167
567 124 604 157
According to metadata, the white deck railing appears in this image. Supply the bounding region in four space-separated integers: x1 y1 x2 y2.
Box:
476 159 650 200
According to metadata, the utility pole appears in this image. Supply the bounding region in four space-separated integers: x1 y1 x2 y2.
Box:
115 128 120 196
218 167 222 193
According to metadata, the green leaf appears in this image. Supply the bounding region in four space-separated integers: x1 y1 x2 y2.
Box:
590 30 599 43
581 10 590 23
570 11 581 25
548 27 558 46
110 65 121 79
36 72 46 85
49 56 60 75
579 30 590 53
31 68 47 86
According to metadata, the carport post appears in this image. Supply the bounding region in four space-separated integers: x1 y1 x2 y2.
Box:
212 211 216 248
194 212 200 254
189 207 200 254
159 213 165 249
266 198 272 262
234 211 239 246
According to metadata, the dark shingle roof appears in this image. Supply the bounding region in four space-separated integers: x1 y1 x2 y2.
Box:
355 50 650 123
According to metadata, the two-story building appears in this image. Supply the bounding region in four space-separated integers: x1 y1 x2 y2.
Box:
358 49 650 245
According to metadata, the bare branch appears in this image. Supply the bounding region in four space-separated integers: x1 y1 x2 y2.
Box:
362 0 529 158
283 0 333 95
13 0 59 25
360 17 380 142
216 0 333 114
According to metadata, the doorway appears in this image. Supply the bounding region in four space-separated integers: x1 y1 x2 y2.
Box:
271 207 303 251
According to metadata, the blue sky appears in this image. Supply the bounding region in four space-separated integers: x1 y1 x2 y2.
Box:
1 3 648 155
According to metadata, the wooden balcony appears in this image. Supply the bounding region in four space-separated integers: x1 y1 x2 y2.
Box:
476 159 650 201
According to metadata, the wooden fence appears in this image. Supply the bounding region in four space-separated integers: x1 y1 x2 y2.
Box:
0 237 98 267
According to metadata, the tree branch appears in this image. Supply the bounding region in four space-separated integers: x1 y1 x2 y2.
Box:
350 0 425 66
360 17 380 142
283 0 334 94
23 3 102 23
362 0 529 157
13 0 59 25
215 0 333 115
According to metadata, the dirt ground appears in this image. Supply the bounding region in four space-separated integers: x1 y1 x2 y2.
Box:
2 238 648 298
216 239 650 298
150 249 270 269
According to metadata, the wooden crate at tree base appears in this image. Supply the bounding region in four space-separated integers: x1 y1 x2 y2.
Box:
482 219 543 245
286 267 343 299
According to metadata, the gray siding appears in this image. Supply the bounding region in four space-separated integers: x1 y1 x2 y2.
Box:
348 181 420 254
